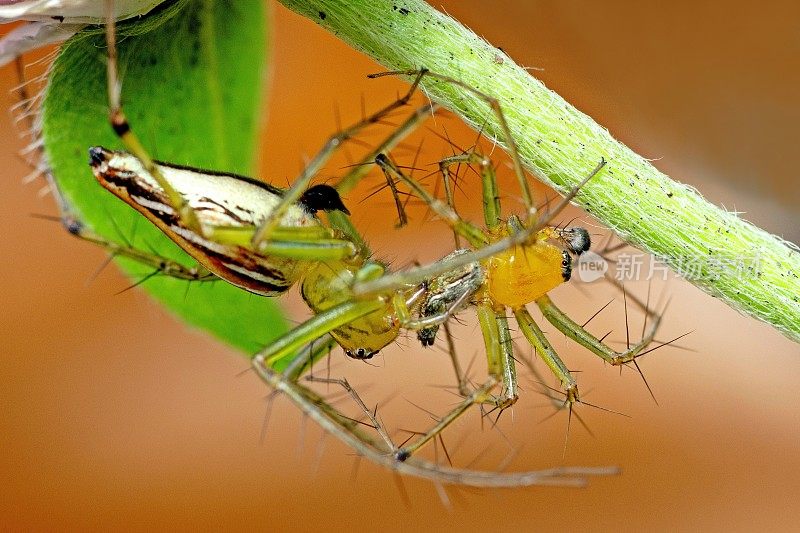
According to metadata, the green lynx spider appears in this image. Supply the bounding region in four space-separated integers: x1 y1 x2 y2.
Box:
50 1 665 487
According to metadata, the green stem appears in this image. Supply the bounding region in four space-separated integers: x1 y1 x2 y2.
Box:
279 0 800 343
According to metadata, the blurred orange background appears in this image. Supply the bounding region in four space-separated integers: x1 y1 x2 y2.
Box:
2 1 799 530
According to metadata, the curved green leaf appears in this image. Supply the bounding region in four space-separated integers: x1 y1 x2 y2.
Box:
41 0 283 354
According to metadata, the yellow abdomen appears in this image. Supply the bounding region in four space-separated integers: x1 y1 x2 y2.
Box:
486 242 565 308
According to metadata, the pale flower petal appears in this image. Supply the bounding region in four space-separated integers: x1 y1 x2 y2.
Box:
0 0 164 22
0 20 82 65
0 0 167 67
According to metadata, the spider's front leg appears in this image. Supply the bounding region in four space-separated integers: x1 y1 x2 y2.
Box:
252 70 431 248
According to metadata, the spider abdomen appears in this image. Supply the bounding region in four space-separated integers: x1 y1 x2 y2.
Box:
486 241 566 308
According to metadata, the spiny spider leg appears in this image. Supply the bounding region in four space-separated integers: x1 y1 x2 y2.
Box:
474 304 519 410
253 71 430 247
334 102 438 195
438 151 502 232
63 216 216 282
323 103 438 255
536 294 662 366
104 1 203 235
369 69 535 217
442 322 470 397
375 153 487 247
252 353 617 487
303 374 396 450
515 306 579 402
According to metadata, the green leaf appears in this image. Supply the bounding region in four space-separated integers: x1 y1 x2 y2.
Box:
41 0 284 354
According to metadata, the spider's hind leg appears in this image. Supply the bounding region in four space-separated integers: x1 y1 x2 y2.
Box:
536 294 663 367
61 214 215 283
